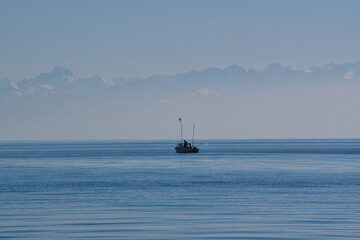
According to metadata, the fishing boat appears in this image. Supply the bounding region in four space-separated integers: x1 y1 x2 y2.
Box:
175 118 199 153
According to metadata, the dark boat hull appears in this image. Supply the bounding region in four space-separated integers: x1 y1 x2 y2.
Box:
175 144 199 153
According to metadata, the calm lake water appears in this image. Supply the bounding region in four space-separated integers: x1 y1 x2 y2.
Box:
1 139 360 239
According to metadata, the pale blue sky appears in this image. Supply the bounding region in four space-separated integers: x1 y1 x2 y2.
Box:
1 0 360 80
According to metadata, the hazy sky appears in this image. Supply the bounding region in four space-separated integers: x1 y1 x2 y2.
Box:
1 0 360 80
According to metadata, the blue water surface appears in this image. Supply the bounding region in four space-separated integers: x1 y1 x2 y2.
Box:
1 139 360 239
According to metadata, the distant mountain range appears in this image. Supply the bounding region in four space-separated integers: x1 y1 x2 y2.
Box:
1 62 360 100
2 61 360 140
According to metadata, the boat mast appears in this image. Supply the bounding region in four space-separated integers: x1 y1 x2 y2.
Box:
192 124 195 145
179 117 183 143
181 123 183 143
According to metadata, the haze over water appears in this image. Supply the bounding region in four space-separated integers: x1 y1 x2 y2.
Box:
1 139 360 239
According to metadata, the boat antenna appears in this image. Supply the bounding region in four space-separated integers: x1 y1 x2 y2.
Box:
192 124 195 145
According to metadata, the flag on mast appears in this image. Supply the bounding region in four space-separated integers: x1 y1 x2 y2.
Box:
178 117 182 123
